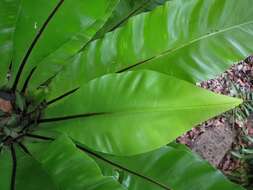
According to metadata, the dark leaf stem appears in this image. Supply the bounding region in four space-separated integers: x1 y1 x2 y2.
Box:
25 134 54 141
21 67 37 93
46 87 79 106
10 144 17 190
12 0 65 91
79 0 151 52
109 0 151 33
38 112 107 123
18 142 31 155
77 144 171 190
8 60 13 71
117 56 154 73
37 73 58 90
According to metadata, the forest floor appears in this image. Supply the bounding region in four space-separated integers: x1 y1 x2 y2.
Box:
177 56 253 188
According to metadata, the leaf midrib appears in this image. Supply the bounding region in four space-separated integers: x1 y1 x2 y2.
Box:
21 134 171 190
53 101 241 116
77 144 171 190
41 101 240 123
29 0 153 74
118 19 253 72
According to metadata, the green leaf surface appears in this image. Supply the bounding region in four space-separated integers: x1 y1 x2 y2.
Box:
95 0 170 39
0 149 12 190
144 0 170 11
11 0 58 86
15 147 57 190
40 71 242 155
47 0 253 97
0 146 57 190
0 0 20 84
11 0 119 90
25 135 125 190
94 143 245 190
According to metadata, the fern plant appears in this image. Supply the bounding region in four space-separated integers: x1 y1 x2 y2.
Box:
0 0 252 189
225 82 253 189
230 134 253 189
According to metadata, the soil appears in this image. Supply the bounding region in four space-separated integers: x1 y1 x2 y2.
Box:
192 124 236 167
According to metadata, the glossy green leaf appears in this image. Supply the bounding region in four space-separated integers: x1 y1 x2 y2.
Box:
94 143 245 190
40 70 242 155
95 0 170 39
144 0 170 11
11 0 58 85
0 0 20 84
25 135 125 190
0 149 12 189
11 0 119 90
47 0 253 97
0 146 57 190
15 147 57 190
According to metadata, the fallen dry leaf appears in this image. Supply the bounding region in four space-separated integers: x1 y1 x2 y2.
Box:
0 98 12 113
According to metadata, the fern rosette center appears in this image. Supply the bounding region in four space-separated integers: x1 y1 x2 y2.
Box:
0 90 43 146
